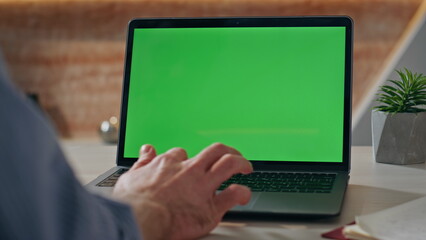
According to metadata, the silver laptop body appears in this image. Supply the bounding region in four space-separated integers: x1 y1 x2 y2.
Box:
88 16 353 217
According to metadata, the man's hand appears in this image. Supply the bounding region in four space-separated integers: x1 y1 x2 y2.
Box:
113 143 253 240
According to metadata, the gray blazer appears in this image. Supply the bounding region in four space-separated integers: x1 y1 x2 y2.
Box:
0 53 141 240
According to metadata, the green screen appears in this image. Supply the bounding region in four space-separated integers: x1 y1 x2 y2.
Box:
124 27 346 162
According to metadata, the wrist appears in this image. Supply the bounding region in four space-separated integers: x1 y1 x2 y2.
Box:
113 192 171 240
133 199 171 240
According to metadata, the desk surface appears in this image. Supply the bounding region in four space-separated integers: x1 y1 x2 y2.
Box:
61 140 426 239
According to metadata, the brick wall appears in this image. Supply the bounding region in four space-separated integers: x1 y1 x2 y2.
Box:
0 0 422 137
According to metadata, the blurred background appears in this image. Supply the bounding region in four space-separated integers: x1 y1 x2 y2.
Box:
0 0 425 145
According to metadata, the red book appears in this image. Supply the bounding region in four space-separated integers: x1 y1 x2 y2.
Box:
321 222 355 240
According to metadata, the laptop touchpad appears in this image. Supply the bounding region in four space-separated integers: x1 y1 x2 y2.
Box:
231 192 261 210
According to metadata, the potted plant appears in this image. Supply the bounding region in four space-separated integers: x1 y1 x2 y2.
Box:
372 68 426 164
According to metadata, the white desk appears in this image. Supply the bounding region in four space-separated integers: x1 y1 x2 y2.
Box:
62 140 426 239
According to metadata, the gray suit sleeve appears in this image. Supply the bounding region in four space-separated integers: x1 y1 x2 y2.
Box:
0 53 141 240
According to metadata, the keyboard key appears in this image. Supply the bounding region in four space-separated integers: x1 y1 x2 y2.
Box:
217 172 336 193
96 168 129 187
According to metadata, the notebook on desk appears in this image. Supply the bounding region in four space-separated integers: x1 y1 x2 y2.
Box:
87 16 353 217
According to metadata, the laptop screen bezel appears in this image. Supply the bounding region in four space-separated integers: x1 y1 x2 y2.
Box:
117 17 353 172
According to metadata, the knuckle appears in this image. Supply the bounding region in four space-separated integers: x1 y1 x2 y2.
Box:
221 154 239 168
156 154 171 163
187 159 202 171
211 142 227 152
171 147 186 155
133 161 143 168
158 148 186 163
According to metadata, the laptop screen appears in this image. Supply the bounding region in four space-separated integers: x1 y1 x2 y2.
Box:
122 19 350 163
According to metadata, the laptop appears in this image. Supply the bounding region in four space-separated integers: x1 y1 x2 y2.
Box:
87 16 353 217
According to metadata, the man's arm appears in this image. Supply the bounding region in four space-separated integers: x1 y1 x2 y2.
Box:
0 51 253 240
0 54 141 240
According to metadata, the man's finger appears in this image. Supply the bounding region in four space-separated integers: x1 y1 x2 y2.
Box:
214 184 251 215
154 147 188 164
208 154 253 189
166 147 188 161
193 143 241 171
130 144 157 170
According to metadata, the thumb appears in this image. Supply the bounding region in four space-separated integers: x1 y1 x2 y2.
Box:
130 144 157 170
214 184 251 216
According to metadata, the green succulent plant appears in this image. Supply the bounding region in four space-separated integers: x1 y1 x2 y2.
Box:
374 68 426 113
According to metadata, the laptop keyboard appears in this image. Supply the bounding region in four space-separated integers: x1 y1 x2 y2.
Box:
97 169 336 194
218 172 336 193
96 168 128 187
